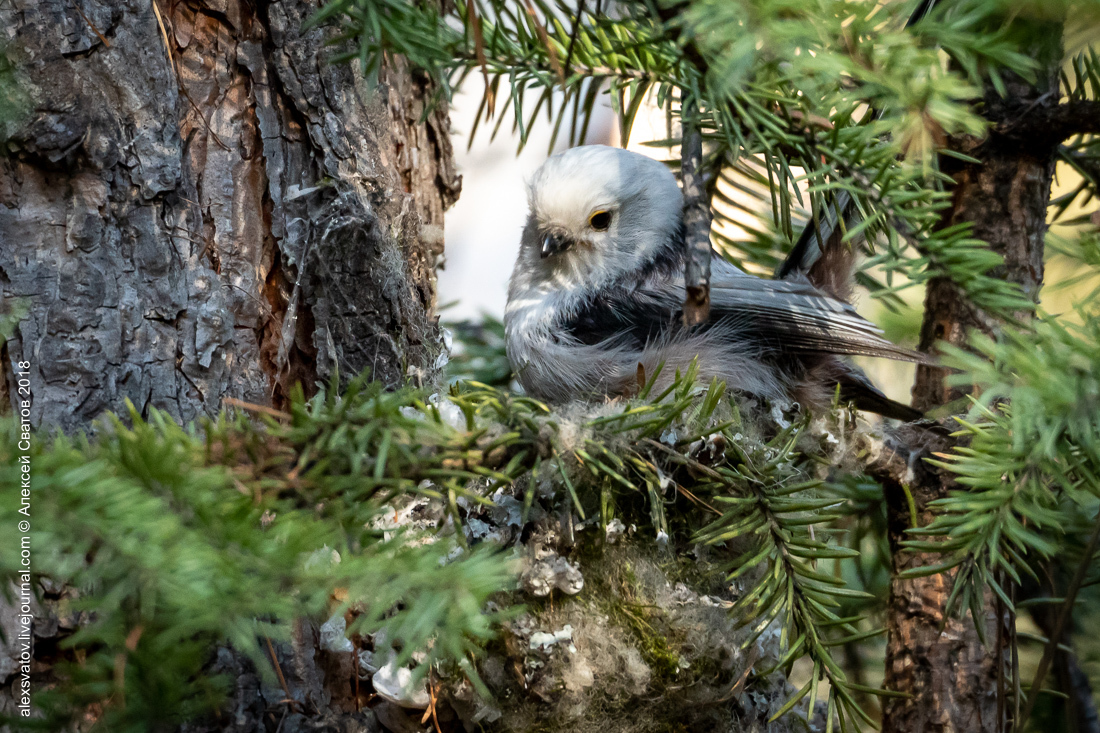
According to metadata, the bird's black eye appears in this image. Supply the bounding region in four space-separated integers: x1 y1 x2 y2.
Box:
589 210 612 231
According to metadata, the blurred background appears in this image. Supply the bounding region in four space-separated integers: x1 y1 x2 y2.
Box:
438 86 615 322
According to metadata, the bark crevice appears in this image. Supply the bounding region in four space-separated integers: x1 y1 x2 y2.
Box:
0 0 454 429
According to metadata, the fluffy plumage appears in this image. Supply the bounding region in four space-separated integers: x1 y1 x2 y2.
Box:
504 145 926 420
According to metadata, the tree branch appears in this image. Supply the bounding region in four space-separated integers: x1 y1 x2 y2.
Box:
860 422 1004 733
681 97 712 326
995 99 1100 146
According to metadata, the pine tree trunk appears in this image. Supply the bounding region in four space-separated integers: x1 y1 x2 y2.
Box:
0 3 457 727
0 0 459 432
881 27 1062 733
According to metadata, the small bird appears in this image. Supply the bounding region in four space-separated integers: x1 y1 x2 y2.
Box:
504 145 926 421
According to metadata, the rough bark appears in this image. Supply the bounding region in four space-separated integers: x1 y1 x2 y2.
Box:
910 141 1051 412
0 0 459 432
882 26 1063 733
0 0 458 728
874 426 1003 733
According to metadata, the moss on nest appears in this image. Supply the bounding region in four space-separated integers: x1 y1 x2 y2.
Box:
460 534 814 733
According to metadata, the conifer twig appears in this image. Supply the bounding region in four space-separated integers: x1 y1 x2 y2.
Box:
681 96 711 326
71 0 111 47
265 637 301 713
223 397 291 421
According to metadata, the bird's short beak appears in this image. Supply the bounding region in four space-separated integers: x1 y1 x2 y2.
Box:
540 233 572 259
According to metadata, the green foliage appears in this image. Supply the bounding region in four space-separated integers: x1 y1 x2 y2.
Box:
902 311 1100 617
309 0 1093 318
694 422 887 731
1061 44 1100 103
304 0 460 82
303 0 1100 720
0 386 514 731
453 351 905 729
897 225 1100 626
8 0 1100 729
4 345 908 731
10 309 1100 730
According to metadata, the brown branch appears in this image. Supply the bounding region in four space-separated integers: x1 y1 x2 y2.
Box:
561 0 586 81
653 0 708 72
264 637 302 713
1027 591 1100 733
465 0 494 116
860 423 1004 733
451 51 658 82
223 396 292 421
521 0 564 83
641 438 722 481
995 99 1100 147
151 1 232 152
680 97 712 326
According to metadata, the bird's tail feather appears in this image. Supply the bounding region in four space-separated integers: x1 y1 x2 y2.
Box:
777 194 860 301
777 193 854 281
837 370 924 422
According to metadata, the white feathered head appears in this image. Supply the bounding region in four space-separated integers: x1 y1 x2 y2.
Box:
519 145 683 290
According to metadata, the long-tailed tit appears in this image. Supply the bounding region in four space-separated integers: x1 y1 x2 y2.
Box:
504 145 925 420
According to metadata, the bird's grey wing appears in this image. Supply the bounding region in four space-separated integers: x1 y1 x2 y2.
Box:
562 263 928 364
562 286 680 349
556 266 929 416
704 267 931 364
